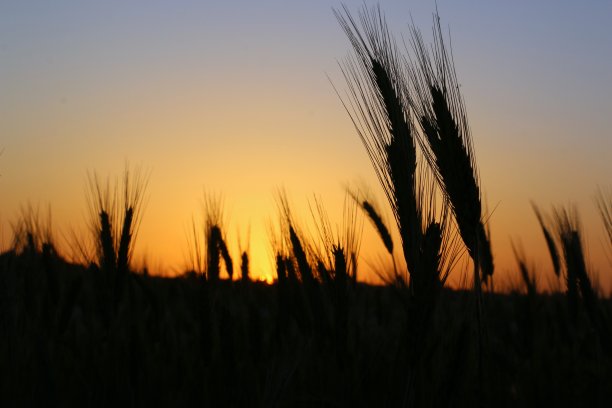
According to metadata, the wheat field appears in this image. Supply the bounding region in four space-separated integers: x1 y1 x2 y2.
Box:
1 4 611 407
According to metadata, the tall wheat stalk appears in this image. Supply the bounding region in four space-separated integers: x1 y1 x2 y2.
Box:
407 12 493 286
309 193 363 360
531 203 611 351
86 165 148 313
273 190 321 334
335 5 457 294
335 6 464 404
552 207 583 316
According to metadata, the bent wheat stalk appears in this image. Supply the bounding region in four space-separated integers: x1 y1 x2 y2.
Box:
407 13 493 285
334 5 425 287
335 6 464 404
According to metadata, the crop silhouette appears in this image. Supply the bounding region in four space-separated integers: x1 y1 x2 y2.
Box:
86 167 148 301
202 194 233 282
0 5 611 407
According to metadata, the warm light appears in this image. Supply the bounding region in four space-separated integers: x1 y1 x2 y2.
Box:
258 274 275 285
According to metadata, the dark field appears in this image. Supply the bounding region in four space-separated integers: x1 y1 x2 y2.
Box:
1 248 611 407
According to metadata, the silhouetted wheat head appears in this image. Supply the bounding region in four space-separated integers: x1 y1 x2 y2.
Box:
407 12 493 285
9 204 60 306
273 190 329 334
310 193 363 283
532 202 610 349
362 199 394 256
549 205 611 349
202 194 233 282
552 207 583 311
274 190 316 285
86 166 148 277
335 10 469 403
335 5 459 296
238 226 251 282
10 204 55 255
347 188 393 257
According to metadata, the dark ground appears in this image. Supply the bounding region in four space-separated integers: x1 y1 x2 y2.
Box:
1 249 611 407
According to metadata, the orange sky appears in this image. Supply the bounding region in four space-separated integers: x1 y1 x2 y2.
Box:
1 1 611 292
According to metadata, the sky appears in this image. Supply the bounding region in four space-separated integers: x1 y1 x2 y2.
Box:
1 1 611 290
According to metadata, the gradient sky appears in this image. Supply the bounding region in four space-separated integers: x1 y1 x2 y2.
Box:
2 1 611 290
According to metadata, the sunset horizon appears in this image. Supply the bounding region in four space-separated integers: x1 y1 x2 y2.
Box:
2 1 611 292
2 2 612 405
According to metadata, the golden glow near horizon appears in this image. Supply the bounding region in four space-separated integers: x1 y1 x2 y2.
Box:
1 2 612 292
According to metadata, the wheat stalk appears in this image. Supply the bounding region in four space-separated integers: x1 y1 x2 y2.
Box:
86 165 148 276
310 193 363 283
407 12 493 285
202 194 232 282
552 206 581 313
334 5 426 284
346 189 394 257
237 226 251 282
336 8 467 403
275 190 317 285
